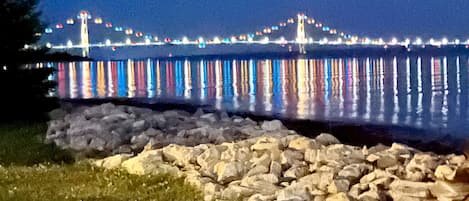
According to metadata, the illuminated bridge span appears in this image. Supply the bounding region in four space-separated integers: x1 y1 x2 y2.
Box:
35 11 469 57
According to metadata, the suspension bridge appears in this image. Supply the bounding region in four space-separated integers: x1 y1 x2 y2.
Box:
35 11 469 58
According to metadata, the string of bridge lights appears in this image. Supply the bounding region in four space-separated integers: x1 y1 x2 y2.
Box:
36 11 469 50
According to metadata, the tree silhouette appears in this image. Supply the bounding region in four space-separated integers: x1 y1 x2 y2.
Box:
0 0 43 67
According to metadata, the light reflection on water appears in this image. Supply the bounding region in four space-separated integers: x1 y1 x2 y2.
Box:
38 56 469 137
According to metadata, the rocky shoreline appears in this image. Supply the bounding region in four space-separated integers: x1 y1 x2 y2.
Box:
46 104 469 201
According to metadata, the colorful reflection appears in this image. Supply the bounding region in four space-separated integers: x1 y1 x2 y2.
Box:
38 56 469 136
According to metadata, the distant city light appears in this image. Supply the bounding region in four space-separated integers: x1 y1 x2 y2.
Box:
67 40 73 47
231 36 238 43
105 39 111 46
415 38 423 45
405 38 411 45
198 37 204 43
213 37 221 44
126 38 131 45
182 37 189 44
442 38 449 45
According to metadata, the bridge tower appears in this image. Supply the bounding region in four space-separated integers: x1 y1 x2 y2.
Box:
79 11 90 58
296 13 307 54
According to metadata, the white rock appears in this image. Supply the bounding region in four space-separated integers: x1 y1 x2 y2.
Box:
248 194 276 201
251 153 272 169
89 137 106 151
304 149 318 163
338 163 372 183
357 190 384 201
240 174 280 195
288 137 319 151
221 183 255 200
389 180 433 199
261 120 285 131
276 186 312 201
214 161 245 184
435 165 458 181
283 165 309 179
429 181 469 200
406 153 440 173
94 154 133 169
48 108 68 120
246 165 269 177
280 149 304 167
325 193 351 201
221 143 252 162
269 161 282 177
121 150 165 175
200 113 218 123
251 137 282 152
132 120 147 131
377 154 398 169
130 134 150 150
162 144 200 167
315 133 340 146
327 179 350 194
203 182 223 201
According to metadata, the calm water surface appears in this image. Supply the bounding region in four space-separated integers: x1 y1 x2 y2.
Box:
38 56 469 138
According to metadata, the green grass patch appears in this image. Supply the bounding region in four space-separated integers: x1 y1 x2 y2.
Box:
0 122 74 166
0 163 203 201
0 122 203 201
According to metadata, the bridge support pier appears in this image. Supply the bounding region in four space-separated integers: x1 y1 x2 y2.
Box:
297 13 307 54
80 11 90 58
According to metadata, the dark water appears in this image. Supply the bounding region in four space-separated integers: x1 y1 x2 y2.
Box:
37 56 469 141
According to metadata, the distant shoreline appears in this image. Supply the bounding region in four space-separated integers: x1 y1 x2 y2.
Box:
49 45 469 62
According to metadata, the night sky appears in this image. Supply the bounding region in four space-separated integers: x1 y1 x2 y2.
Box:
40 0 469 40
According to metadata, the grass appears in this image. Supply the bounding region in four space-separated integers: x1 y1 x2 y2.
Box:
0 122 203 201
0 163 203 201
0 122 74 166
